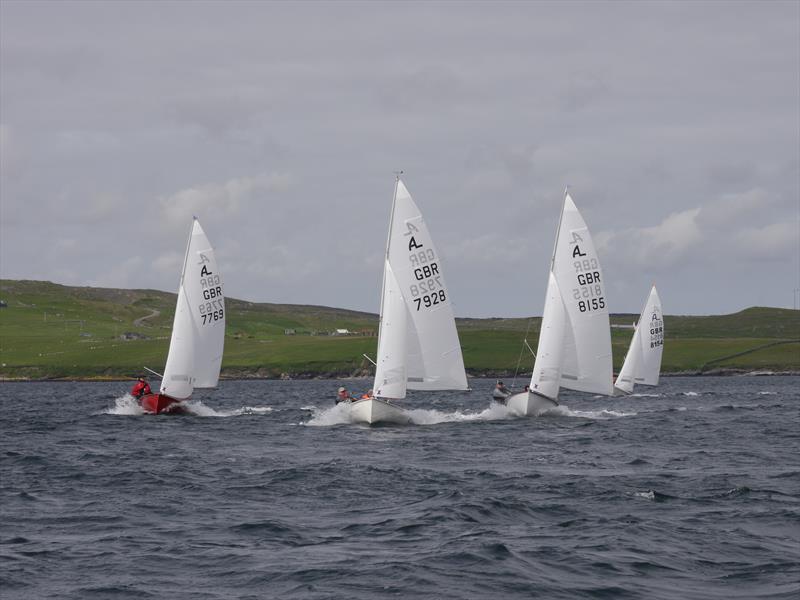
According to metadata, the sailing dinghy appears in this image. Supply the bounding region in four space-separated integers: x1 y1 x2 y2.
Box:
614 286 663 395
139 217 226 414
506 192 613 416
350 177 469 424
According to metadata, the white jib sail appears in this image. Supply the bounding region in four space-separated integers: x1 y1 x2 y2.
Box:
551 193 613 396
161 284 195 399
386 179 468 391
160 218 225 398
615 286 664 392
530 271 568 401
373 260 408 399
614 323 642 394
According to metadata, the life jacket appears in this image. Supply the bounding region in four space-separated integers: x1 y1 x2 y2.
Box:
132 381 151 398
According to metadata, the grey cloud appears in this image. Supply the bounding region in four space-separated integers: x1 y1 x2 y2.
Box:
1 0 798 315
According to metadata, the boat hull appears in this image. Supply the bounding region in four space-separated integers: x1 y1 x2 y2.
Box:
350 398 411 425
139 393 184 415
505 391 558 417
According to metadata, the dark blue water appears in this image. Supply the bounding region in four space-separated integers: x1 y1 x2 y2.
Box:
1 377 798 599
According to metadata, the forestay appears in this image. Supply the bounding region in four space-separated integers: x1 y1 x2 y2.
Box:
160 218 226 399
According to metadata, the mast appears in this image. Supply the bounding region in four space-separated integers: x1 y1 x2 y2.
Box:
549 187 569 272
376 175 401 330
373 174 402 393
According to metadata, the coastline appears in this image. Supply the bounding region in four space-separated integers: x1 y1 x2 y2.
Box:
2 368 798 383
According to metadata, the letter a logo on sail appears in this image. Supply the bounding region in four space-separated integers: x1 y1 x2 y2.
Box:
569 231 586 257
404 222 420 237
572 245 586 258
408 237 423 251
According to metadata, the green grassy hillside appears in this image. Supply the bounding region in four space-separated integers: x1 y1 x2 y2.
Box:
0 280 798 380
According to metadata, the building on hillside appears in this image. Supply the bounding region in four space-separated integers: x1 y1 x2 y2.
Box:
120 332 149 341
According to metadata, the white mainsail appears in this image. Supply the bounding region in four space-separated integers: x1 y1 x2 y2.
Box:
372 178 468 400
527 192 613 403
160 218 226 399
615 286 664 394
551 193 613 396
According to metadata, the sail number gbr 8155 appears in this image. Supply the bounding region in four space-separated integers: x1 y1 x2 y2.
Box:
197 253 225 325
569 232 605 313
404 222 446 312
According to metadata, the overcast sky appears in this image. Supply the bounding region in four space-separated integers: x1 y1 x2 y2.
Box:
1 0 798 317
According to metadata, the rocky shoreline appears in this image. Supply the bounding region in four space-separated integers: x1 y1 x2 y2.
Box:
1 368 798 383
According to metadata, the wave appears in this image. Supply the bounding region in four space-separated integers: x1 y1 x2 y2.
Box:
182 401 273 417
302 400 636 426
547 405 637 419
103 395 272 417
105 395 145 416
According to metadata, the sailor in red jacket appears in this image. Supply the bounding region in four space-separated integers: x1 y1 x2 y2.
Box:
131 377 152 399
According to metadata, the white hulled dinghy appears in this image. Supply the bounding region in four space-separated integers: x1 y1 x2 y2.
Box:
139 218 226 414
351 177 469 424
614 285 664 395
506 192 613 416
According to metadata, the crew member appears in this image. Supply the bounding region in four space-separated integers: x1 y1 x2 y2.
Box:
336 386 352 404
360 389 374 400
492 380 511 404
131 377 152 399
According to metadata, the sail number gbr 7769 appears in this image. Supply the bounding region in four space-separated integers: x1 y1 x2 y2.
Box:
197 257 225 325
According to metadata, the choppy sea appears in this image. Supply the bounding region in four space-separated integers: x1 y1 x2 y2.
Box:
1 376 798 599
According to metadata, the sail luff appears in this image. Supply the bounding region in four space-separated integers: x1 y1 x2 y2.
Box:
373 179 402 397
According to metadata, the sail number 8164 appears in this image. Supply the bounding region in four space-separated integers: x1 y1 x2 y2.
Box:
414 290 446 311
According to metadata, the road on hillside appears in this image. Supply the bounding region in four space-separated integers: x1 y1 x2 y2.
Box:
133 309 160 327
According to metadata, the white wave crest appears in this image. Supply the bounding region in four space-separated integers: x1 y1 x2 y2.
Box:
104 395 272 418
547 405 638 419
633 490 656 501
105 394 145 415
303 399 634 426
682 391 700 396
183 401 273 417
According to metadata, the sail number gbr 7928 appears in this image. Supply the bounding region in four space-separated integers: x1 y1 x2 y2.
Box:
404 223 446 312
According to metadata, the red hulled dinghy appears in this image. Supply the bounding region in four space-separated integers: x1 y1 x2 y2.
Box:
130 217 226 415
139 393 183 415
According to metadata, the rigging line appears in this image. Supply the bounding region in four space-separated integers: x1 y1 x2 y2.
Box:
511 316 536 390
143 366 164 379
